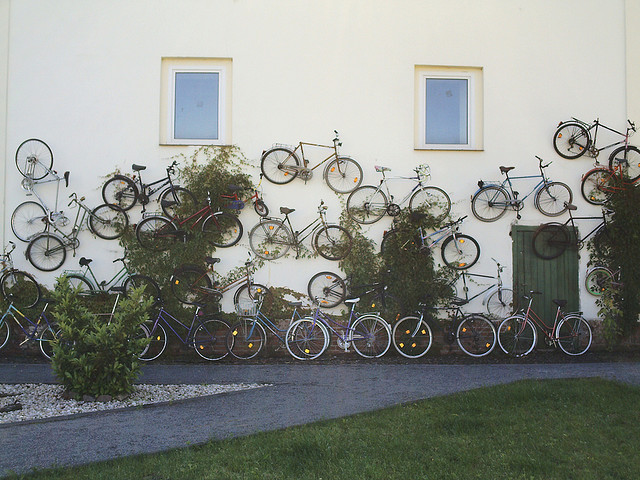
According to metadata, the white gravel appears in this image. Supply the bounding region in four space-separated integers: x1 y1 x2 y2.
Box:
0 383 267 424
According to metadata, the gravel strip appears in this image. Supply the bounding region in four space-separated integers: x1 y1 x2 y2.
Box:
0 383 267 424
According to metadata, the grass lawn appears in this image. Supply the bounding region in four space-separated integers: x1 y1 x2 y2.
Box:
8 378 640 479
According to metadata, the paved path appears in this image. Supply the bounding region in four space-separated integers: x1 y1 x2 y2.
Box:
1 362 639 476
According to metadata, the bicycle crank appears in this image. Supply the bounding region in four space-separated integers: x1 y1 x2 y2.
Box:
387 203 401 216
337 337 351 351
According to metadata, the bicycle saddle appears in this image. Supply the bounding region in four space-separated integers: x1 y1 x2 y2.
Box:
288 301 302 307
79 257 93 267
375 166 391 172
452 296 467 306
280 207 295 215
132 164 146 171
227 184 243 192
553 299 568 308
565 203 578 211
344 297 360 304
205 257 221 265
499 166 515 174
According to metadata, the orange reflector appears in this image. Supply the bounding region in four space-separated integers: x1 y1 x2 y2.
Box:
232 330 238 336
248 343 253 349
399 343 405 348
305 349 310 354
405 330 411 334
174 280 179 285
462 328 467 333
330 167 335 172
411 343 417 348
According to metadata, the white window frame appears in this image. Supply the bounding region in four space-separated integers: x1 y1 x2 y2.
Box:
415 66 483 151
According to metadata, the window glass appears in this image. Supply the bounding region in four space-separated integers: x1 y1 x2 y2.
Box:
174 72 219 140
425 78 468 145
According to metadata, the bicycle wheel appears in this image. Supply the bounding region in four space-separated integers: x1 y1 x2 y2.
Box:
532 223 570 260
15 139 53 180
11 201 47 242
346 186 388 224
260 147 300 184
160 186 198 218
135 216 178 251
441 234 480 270
26 234 66 271
64 274 94 296
233 283 273 312
123 274 162 307
535 182 573 217
193 318 231 361
1 270 41 308
581 168 616 205
471 186 509 222
609 145 640 182
556 315 592 356
408 186 452 224
88 204 129 240
254 199 269 217
0 319 9 350
39 326 61 360
314 225 352 260
286 318 329 360
392 315 433 359
170 266 214 305
249 220 293 260
351 314 391 358
553 122 590 159
227 318 266 359
497 315 536 357
324 157 363 194
485 288 514 319
307 271 346 308
585 267 614 296
202 212 243 248
101 175 138 210
138 322 167 361
456 315 496 357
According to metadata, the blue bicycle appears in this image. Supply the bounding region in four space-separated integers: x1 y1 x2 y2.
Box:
0 299 59 359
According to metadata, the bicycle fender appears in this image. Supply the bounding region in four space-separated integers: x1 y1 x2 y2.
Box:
480 285 500 306
471 182 502 197
322 155 354 176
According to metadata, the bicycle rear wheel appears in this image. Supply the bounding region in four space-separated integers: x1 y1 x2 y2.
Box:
160 186 198 218
249 220 293 260
260 147 300 184
608 145 640 182
170 266 214 305
11 201 47 242
233 283 273 312
1 270 41 308
585 267 613 296
532 223 570 260
456 315 496 357
0 319 9 350
313 225 352 260
286 318 329 360
63 274 94 296
123 274 162 307
135 216 178 251
15 139 53 180
346 186 388 224
89 204 129 240
202 212 243 248
351 314 391 358
581 168 616 205
324 157 363 193
38 326 60 360
193 318 231 361
553 122 590 159
26 234 66 271
307 271 346 308
392 315 433 359
138 322 167 362
471 186 509 222
497 315 536 357
227 319 266 359
535 182 572 217
101 175 138 210
408 186 451 224
555 315 592 355
441 234 480 270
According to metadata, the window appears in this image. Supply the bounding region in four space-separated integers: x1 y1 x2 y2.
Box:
415 66 483 150
160 58 231 145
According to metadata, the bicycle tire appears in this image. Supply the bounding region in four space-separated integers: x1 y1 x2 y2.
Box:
0 270 41 308
313 225 352 260
555 315 592 355
324 157 363 193
535 181 573 217
285 318 329 360
254 199 269 217
11 201 47 242
101 175 138 211
260 147 300 184
64 274 95 296
408 186 452 224
581 168 616 205
248 220 293 260
0 319 9 351
138 322 167 361
15 139 54 180
123 274 162 308
532 223 570 260
193 318 231 361
170 266 214 305
135 216 178 251
307 271 346 308
26 234 66 271
89 204 129 240
346 186 388 224
351 314 391 358
38 326 60 360
392 315 433 359
233 283 273 312
159 186 198 218
553 122 590 159
227 319 266 359
441 234 480 270
456 315 496 357
497 315 537 357
202 212 243 248
585 267 613 296
471 186 509 222
608 145 640 182
485 288 514 319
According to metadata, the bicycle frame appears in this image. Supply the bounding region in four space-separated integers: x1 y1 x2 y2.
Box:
148 305 205 345
371 165 432 208
308 302 363 348
237 304 304 345
562 209 607 247
516 296 565 342
572 118 631 157
455 271 502 306
289 139 338 172
1 302 55 346
64 260 129 292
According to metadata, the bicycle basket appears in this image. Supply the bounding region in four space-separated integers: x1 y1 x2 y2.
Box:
235 299 259 317
227 200 245 210
416 164 431 180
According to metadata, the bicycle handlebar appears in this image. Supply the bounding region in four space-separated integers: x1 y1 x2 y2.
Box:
629 120 636 133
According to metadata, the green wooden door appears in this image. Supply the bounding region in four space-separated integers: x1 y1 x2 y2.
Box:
511 225 579 323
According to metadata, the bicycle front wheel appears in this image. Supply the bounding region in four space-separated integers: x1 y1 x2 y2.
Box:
202 212 243 248
346 186 388 224
15 139 53 180
89 204 129 240
170 266 214 305
159 186 198 218
581 168 616 205
314 225 352 260
135 216 178 251
585 267 613 296
193 319 231 361
535 182 572 217
556 315 592 355
608 145 640 182
408 186 451 224
486 288 514 319
286 318 329 360
227 319 266 359
249 220 293 260
456 315 496 357
471 186 509 222
26 234 66 271
123 274 162 307
101 175 138 210
498 315 536 357
532 223 570 260
392 315 433 359
1 270 41 308
553 122 590 159
64 274 94 296
139 322 168 362
0 319 9 351
324 157 363 193
11 201 47 242
307 271 346 308
233 283 274 313
441 234 480 270
260 147 300 184
351 315 391 358
39 326 61 360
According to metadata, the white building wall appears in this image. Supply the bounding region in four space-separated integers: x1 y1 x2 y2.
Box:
1 0 630 318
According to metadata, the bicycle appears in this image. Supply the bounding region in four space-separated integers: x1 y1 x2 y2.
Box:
392 302 497 359
346 164 451 224
584 265 621 296
497 291 592 357
579 159 639 205
1 242 41 308
138 303 231 362
380 215 480 270
286 297 391 359
135 191 243 251
260 130 363 193
532 203 609 260
471 156 573 222
102 160 198 218
0 299 60 359
553 118 640 179
14 138 55 181
248 200 352 261
219 174 269 217
25 193 129 271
